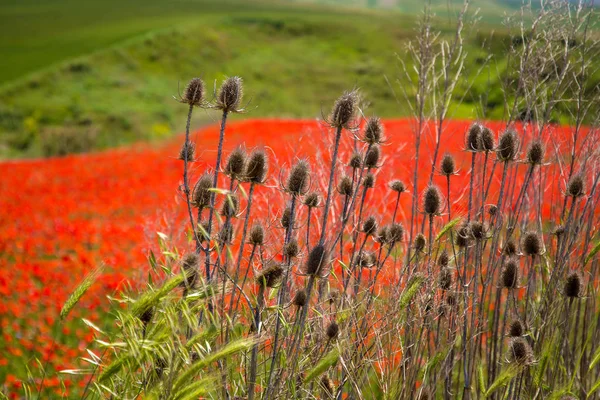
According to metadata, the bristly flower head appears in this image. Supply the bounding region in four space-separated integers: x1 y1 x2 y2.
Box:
220 194 239 218
249 224 264 246
496 129 519 162
439 268 452 290
503 238 518 257
354 251 376 268
501 258 519 289
363 173 375 188
479 126 495 152
564 272 582 298
389 179 406 194
526 139 545 165
423 185 442 215
192 173 213 209
508 337 534 365
292 290 307 307
337 175 353 196
321 375 334 396
362 216 378 236
181 253 199 289
363 117 384 145
566 174 585 198
303 244 330 277
329 90 358 129
216 76 244 112
281 207 292 229
466 123 482 151
438 249 449 267
179 77 205 106
508 320 524 337
303 192 320 208
256 262 284 288
326 321 339 340
414 233 426 253
245 149 268 183
388 223 404 243
522 231 542 256
179 141 195 162
284 238 300 259
455 221 472 248
364 145 381 169
349 151 362 169
286 160 310 195
440 153 456 176
218 224 234 244
224 147 247 180
469 221 487 241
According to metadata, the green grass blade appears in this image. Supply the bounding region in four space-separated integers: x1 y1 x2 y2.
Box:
584 240 600 266
304 348 340 383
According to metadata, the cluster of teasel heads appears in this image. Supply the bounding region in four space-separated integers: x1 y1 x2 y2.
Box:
131 74 596 399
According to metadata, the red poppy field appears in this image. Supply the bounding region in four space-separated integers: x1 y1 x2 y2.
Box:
0 118 591 396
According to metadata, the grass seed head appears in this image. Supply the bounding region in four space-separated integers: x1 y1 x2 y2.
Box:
330 90 358 129
363 116 384 145
522 231 542 256
566 174 585 198
224 148 247 180
256 262 284 288
182 77 205 106
440 153 456 176
423 185 442 215
245 150 268 183
497 129 519 162
364 145 381 169
192 173 213 209
564 272 582 298
216 76 243 112
249 224 264 246
286 160 310 195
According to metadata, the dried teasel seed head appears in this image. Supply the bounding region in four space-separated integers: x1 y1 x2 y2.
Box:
256 262 284 288
553 224 565 237
216 76 243 112
337 175 354 196
389 179 406 193
496 129 519 162
522 231 542 256
501 258 519 289
349 152 362 169
224 148 247 180
286 160 310 195
245 150 268 183
414 233 426 253
362 216 378 236
181 253 200 288
376 225 389 244
508 337 533 365
292 290 307 307
363 173 375 188
363 116 384 145
284 238 299 258
508 320 524 337
455 221 471 248
469 221 487 241
503 238 518 256
179 142 195 162
330 90 358 129
527 139 544 165
466 123 482 151
182 77 205 106
326 321 339 340
439 268 452 290
446 293 457 307
566 174 585 198
249 224 264 246
423 185 442 215
303 192 320 208
388 223 404 243
303 244 329 276
327 289 340 306
196 220 211 243
440 153 456 176
479 126 495 152
364 145 381 169
220 195 239 218
218 224 234 244
488 205 498 217
321 375 335 396
281 207 292 229
564 272 582 298
192 173 213 209
438 249 449 267
355 251 376 268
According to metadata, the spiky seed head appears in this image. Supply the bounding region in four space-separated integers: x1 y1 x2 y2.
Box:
480 126 495 152
349 151 362 169
423 185 442 215
455 222 471 248
245 150 268 183
363 173 375 188
469 221 486 241
439 268 452 290
256 262 284 288
326 321 339 339
414 233 426 252
182 77 205 106
330 90 358 129
527 140 544 165
501 258 519 289
321 375 335 396
220 195 239 218
564 272 582 298
292 290 307 307
497 129 519 162
362 216 378 236
438 249 449 267
446 294 457 307
327 289 340 305
566 174 585 198
181 253 199 288
388 223 404 243
179 142 195 162
522 231 542 256
286 160 310 195
508 337 533 365
364 145 381 169
303 244 329 276
224 148 247 180
553 225 565 237
466 123 482 151
249 224 264 246
488 205 498 217
196 220 211 242
284 238 299 258
503 238 518 256
440 154 456 176
303 192 320 208
218 224 234 244
216 76 243 112
355 251 376 268
376 225 389 244
337 175 353 196
281 207 292 229
508 320 524 337
363 116 384 144
192 173 213 209
389 179 406 193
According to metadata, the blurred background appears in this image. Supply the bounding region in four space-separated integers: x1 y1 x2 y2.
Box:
0 0 597 158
